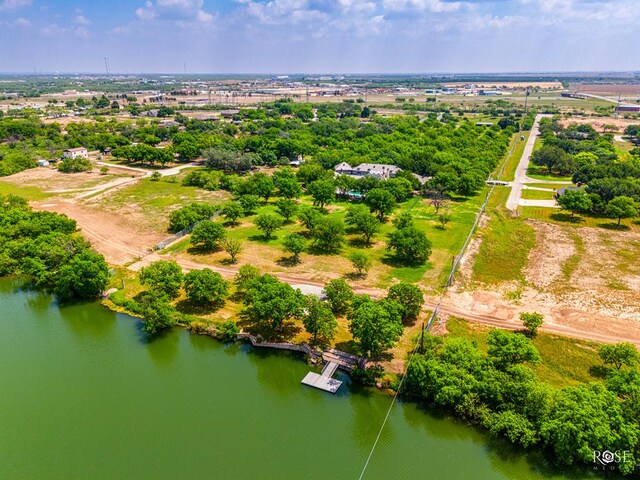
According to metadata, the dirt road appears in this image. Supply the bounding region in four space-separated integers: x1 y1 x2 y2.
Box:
127 252 640 347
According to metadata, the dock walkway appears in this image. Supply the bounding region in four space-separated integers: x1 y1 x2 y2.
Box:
301 360 342 393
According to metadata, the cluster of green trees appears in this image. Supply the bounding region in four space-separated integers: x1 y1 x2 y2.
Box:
111 144 174 166
406 332 640 475
0 194 109 301
134 260 229 334
168 203 217 232
58 156 92 173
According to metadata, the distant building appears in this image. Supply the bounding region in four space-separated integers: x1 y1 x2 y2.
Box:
476 122 494 127
334 162 401 180
220 109 241 119
617 105 640 113
36 159 50 167
62 147 88 160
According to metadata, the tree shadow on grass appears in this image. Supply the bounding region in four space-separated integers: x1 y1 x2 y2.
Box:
597 222 630 231
380 253 425 269
236 315 301 342
347 237 372 249
343 272 367 281
248 234 276 243
175 298 223 315
335 340 359 355
186 245 220 256
588 365 610 379
549 213 585 224
275 256 300 267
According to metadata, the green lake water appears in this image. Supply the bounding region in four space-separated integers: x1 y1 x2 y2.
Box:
0 278 591 479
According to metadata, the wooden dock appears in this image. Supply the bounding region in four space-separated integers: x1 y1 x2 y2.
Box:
301 360 342 393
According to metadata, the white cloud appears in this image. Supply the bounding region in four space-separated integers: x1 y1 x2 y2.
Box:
135 0 214 23
0 0 31 11
13 16 30 26
382 0 462 12
74 15 91 26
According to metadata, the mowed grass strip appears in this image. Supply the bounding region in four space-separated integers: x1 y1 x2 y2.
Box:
520 206 640 233
445 317 603 387
498 132 529 182
472 209 536 284
520 188 556 200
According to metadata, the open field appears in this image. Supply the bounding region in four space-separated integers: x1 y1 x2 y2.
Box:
520 206 640 233
520 188 556 200
497 132 528 182
160 190 486 292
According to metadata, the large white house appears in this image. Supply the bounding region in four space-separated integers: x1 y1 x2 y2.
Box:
62 147 88 160
334 162 402 180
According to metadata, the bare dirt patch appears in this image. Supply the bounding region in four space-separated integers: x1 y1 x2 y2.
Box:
0 168 133 194
559 116 639 132
452 218 640 346
33 201 164 265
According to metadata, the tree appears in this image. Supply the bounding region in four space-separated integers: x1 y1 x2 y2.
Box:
520 312 544 337
428 191 447 215
557 189 592 219
346 205 380 245
599 343 639 370
274 173 302 198
221 238 243 263
324 278 354 316
184 269 229 305
249 173 275 202
282 233 306 262
387 282 424 323
234 264 261 294
297 205 322 232
99 166 109 175
532 145 570 174
190 220 226 250
392 211 414 230
54 250 109 301
168 203 216 232
349 252 372 277
276 198 298 222
140 296 176 335
310 216 345 253
487 330 541 368
58 157 92 173
308 179 335 208
140 260 183 299
437 212 452 229
242 274 304 332
365 188 396 221
221 202 244 225
348 297 403 358
254 213 283 239
238 194 260 215
387 226 432 265
150 171 161 181
302 294 338 344
605 196 638 226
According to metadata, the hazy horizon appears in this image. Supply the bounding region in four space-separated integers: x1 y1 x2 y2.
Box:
1 0 639 74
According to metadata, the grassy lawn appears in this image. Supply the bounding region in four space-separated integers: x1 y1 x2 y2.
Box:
471 203 536 284
164 189 489 292
0 180 51 201
525 167 573 182
445 317 603 388
520 206 640 233
497 132 529 182
520 188 556 200
94 176 230 233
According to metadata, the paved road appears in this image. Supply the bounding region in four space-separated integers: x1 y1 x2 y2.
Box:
506 114 544 210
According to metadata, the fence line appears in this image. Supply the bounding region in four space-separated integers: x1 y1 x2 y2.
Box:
154 211 220 250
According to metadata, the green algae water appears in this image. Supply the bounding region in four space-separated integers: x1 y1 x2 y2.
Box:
0 279 588 480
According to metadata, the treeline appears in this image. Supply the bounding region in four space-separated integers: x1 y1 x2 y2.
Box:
406 332 640 475
0 194 109 301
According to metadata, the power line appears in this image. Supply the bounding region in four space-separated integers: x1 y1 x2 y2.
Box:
357 131 521 479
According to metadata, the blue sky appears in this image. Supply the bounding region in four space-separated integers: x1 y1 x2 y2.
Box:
0 0 638 73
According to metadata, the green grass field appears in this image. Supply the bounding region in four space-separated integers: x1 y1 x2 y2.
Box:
520 206 640 233
164 187 490 292
497 132 528 182
520 188 556 200
471 191 536 285
0 181 51 201
94 176 230 232
445 317 603 387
